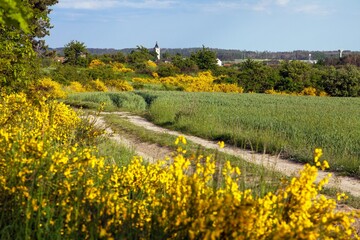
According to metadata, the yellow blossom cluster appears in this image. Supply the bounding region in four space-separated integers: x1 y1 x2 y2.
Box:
67 81 87 92
106 79 134 91
133 71 244 93
89 59 106 69
31 77 67 99
111 62 134 73
147 60 157 68
265 87 328 96
87 79 108 92
1 94 359 239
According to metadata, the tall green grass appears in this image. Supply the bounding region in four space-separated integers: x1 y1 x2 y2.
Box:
65 92 147 112
143 91 360 177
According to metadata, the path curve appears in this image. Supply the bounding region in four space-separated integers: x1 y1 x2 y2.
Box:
100 112 360 197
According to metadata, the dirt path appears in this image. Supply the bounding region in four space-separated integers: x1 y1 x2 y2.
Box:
97 112 360 197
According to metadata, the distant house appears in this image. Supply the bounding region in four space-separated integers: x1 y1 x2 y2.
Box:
54 56 65 63
216 58 222 66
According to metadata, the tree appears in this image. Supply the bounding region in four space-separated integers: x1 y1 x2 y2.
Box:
27 0 58 53
172 54 198 74
275 61 312 92
190 45 218 71
0 0 36 92
320 65 360 97
0 0 58 92
0 0 32 33
237 59 279 92
63 40 88 66
127 46 155 64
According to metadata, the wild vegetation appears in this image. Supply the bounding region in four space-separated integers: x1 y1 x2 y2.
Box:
1 93 359 239
1 0 360 238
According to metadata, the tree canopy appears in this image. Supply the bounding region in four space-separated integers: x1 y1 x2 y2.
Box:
0 0 58 92
63 40 88 66
190 46 218 70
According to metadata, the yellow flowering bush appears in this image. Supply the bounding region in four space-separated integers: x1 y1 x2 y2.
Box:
67 81 87 92
132 71 243 93
0 93 359 239
107 80 134 91
112 62 134 73
87 79 108 92
147 60 157 68
266 87 328 97
31 77 67 99
89 59 105 68
300 87 318 96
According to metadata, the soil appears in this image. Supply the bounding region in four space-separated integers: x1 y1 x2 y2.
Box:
95 112 360 198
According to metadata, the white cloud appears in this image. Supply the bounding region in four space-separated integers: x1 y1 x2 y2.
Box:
57 0 118 9
294 4 331 15
56 0 177 10
121 0 177 9
275 0 290 6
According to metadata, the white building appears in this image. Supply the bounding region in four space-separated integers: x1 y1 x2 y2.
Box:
154 42 160 60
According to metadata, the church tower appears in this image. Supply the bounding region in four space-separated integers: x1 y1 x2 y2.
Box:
154 42 160 60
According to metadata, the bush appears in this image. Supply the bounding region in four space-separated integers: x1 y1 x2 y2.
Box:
67 81 87 93
87 79 108 92
31 77 67 99
107 80 134 91
1 98 358 240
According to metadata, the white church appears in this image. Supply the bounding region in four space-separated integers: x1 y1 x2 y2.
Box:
154 42 160 61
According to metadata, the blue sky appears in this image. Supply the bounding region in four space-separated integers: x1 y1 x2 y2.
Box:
46 0 360 51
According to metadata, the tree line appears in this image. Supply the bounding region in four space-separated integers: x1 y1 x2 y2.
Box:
51 41 360 97
1 0 360 97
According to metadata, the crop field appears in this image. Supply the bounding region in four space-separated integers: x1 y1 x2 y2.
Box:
141 91 360 177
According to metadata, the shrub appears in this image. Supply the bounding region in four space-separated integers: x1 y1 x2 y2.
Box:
1 103 358 240
31 77 67 99
300 87 317 96
87 79 108 92
111 62 134 73
89 59 106 68
67 81 87 93
107 80 134 91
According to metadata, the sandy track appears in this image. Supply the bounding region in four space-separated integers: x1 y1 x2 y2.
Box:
97 112 360 197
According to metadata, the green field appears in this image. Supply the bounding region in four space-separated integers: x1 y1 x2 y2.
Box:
66 91 360 177
142 91 360 177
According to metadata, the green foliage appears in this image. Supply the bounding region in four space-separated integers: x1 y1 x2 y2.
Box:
321 65 360 97
127 45 155 64
66 92 146 112
237 59 279 92
45 65 89 85
171 54 198 73
63 40 88 66
27 0 58 52
0 28 38 92
190 45 218 71
99 51 126 64
276 60 312 92
156 62 180 77
0 0 32 33
0 0 57 92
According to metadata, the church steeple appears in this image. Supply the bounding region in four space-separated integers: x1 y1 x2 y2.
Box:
154 41 160 60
